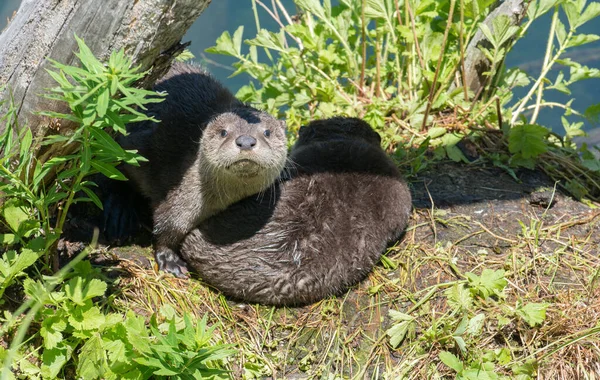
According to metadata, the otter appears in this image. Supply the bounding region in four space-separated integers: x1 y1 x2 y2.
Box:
180 117 412 306
106 62 288 277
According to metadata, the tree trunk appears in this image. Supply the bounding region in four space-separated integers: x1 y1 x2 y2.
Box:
458 0 528 98
0 0 211 139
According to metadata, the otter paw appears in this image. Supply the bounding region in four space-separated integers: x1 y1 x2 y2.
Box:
102 190 140 245
155 249 189 278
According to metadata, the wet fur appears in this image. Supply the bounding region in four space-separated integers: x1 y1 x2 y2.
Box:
115 62 287 276
181 117 412 305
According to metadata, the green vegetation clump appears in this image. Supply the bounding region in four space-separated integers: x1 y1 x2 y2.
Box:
208 0 600 199
0 37 233 379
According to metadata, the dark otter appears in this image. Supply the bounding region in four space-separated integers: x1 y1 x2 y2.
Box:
109 62 288 276
181 117 412 306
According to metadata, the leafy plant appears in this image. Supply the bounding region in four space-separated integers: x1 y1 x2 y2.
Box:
2 261 234 379
206 0 600 198
1 36 234 379
385 267 548 379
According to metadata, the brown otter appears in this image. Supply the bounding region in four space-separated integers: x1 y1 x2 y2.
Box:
110 62 288 277
180 117 412 306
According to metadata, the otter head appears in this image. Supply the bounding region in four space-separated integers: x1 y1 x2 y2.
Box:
199 107 287 205
295 117 382 148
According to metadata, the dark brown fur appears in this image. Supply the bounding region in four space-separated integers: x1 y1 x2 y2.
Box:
117 62 287 276
181 117 412 305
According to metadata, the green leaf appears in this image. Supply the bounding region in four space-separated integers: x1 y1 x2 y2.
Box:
516 302 549 327
232 25 244 56
77 334 107 379
1 200 30 233
386 310 415 348
445 283 473 312
80 185 103 210
0 234 16 245
508 124 549 159
576 1 600 27
567 33 600 48
64 277 108 305
467 313 486 336
466 269 507 299
40 315 67 349
205 29 240 57
427 127 447 139
96 87 110 117
91 161 127 180
439 351 463 373
68 303 106 332
41 345 71 379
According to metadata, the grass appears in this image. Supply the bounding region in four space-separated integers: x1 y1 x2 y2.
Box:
97 163 600 379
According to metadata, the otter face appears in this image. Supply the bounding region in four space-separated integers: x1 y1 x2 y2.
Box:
200 109 287 195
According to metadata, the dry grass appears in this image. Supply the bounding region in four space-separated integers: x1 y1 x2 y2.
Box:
105 193 600 379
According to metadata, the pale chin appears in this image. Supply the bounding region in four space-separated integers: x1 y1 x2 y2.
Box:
227 160 262 177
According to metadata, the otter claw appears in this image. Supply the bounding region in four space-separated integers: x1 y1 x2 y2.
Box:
155 248 189 278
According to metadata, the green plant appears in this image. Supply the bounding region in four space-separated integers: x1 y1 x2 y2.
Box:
207 0 600 197
2 261 235 379
385 268 549 379
1 36 235 379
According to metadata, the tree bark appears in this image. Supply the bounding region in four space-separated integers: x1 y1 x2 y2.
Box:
458 0 528 98
0 0 211 138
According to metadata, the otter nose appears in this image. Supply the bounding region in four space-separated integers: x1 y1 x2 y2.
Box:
235 135 257 150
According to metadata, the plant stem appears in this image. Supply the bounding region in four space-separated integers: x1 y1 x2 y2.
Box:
252 0 275 61
420 0 456 130
531 5 559 125
360 0 366 96
511 12 573 124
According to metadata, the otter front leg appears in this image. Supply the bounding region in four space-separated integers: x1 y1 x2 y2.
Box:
152 193 202 277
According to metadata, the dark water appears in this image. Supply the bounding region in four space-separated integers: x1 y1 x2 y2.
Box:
2 0 599 133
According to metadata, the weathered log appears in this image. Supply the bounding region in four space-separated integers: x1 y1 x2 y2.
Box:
458 0 528 98
0 0 211 139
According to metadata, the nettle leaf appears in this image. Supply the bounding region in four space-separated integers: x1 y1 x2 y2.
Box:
517 302 549 327
439 351 463 373
386 310 415 348
527 0 560 19
508 124 549 159
580 2 600 25
445 283 473 312
466 269 507 299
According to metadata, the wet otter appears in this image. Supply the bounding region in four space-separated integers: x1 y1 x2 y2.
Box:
181 117 412 306
108 62 288 277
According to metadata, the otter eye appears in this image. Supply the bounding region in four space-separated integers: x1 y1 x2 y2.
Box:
264 130 271 137
220 130 228 138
